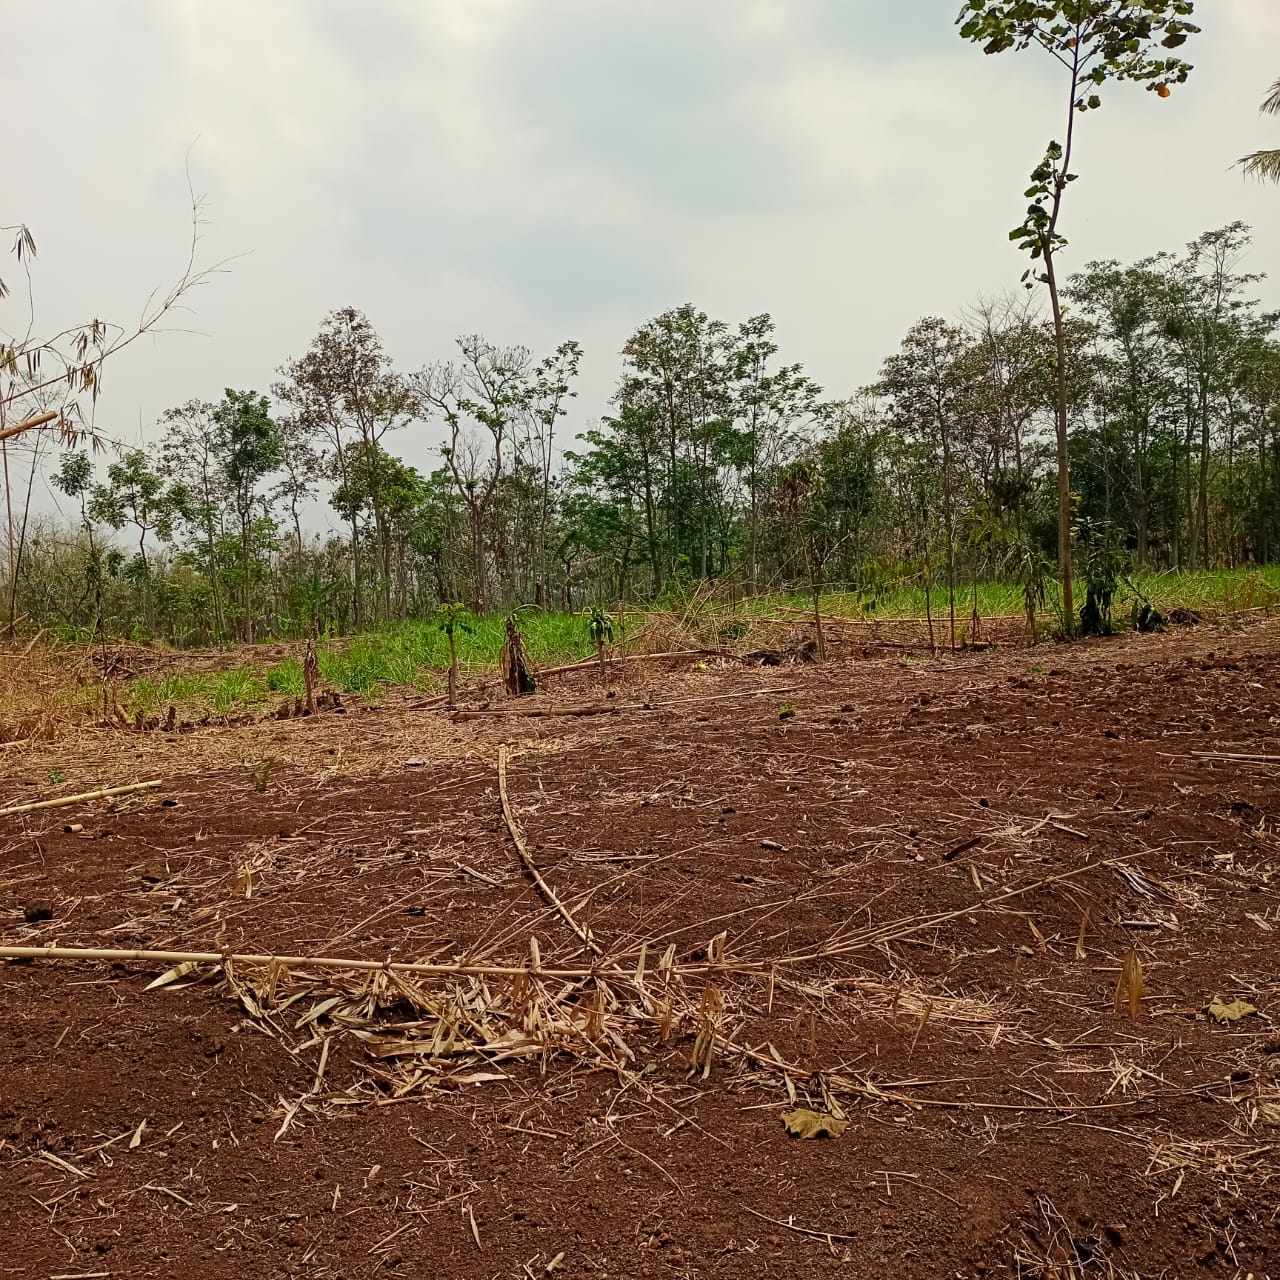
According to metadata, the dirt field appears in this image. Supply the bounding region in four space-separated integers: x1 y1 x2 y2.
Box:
2 618 1278 1279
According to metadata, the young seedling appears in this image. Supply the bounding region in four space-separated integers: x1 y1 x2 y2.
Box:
251 758 274 793
435 603 471 707
587 607 614 681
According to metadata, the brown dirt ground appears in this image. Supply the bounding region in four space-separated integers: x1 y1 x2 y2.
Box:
2 618 1279 1279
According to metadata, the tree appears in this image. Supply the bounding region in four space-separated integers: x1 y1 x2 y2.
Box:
89 449 187 633
1158 223 1261 567
958 0 1200 632
158 400 230 637
50 451 105 643
273 413 324 568
730 314 826 591
876 318 978 650
778 428 879 661
1237 77 1280 184
414 335 532 615
213 389 282 639
277 309 414 627
1068 258 1175 563
519 340 582 606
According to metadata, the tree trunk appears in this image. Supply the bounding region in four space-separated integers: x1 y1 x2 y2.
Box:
1042 247 1075 631
811 575 826 662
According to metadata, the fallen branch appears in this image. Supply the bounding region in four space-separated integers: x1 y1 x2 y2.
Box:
453 702 618 722
497 745 601 955
536 649 736 679
0 779 162 818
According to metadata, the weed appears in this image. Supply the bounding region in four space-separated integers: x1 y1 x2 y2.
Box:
47 768 65 785
266 660 304 695
778 704 796 720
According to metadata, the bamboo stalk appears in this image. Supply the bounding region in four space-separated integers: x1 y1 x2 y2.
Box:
0 779 162 818
497 745 601 955
0 410 58 445
0 942 636 980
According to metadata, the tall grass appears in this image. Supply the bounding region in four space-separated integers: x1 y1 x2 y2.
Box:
115 668 271 718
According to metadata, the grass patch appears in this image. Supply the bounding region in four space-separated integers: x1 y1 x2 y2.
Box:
116 667 270 718
311 613 601 698
741 567 1280 627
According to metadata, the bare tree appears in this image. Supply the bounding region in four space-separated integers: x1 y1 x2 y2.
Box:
413 335 531 615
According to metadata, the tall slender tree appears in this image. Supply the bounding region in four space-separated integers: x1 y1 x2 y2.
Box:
957 0 1200 631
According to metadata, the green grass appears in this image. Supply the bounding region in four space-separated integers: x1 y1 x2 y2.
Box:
114 667 271 719
305 612 603 698
745 566 1280 624
100 569 1280 718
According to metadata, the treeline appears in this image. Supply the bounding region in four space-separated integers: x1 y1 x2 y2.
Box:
5 221 1279 646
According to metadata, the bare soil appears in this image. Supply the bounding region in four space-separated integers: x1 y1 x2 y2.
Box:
2 619 1278 1279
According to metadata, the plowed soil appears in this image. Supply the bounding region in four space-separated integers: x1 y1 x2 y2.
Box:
2 619 1279 1279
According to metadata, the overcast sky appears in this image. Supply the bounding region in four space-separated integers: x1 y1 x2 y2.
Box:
4 0 1278 519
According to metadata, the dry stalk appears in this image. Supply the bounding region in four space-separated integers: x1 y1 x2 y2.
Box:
0 778 161 817
497 745 601 956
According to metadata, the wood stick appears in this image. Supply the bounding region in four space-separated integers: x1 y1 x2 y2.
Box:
497 745 601 955
1191 752 1280 764
0 779 162 818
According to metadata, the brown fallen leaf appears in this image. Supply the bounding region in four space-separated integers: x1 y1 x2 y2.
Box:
781 1108 848 1140
1114 948 1143 1021
1207 995 1258 1023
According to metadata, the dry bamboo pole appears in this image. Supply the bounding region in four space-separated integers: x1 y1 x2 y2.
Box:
0 943 638 981
497 744 601 955
0 779 162 818
0 410 58 445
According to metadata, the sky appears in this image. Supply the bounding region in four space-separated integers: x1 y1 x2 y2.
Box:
3 0 1278 522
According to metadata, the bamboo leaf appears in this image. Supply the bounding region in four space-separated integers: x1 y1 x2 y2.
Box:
145 960 200 991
